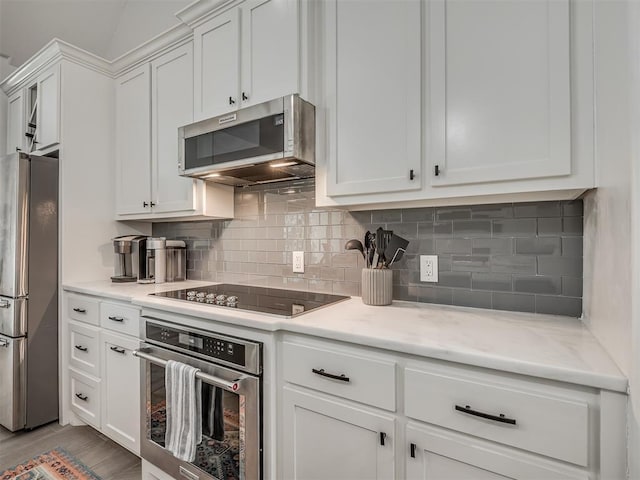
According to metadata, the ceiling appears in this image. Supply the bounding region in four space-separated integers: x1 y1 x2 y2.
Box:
0 0 191 68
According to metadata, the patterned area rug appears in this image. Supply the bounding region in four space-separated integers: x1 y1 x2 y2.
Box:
0 448 101 480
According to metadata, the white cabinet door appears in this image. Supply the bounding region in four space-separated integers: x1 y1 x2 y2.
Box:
406 423 587 480
282 386 395 480
428 0 571 187
7 90 25 154
151 43 197 214
324 0 422 197
193 9 240 120
240 0 299 108
115 64 152 215
101 330 140 455
35 64 60 151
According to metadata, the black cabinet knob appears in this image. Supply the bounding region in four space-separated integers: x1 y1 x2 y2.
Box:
229 96 236 105
242 92 248 101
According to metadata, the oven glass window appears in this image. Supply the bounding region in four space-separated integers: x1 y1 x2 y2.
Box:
185 114 285 170
149 364 245 480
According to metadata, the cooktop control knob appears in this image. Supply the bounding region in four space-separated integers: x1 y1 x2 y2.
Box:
226 296 238 307
196 292 205 298
205 293 216 300
215 294 227 305
186 290 197 297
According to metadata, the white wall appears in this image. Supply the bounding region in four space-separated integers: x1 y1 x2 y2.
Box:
583 1 636 477
628 0 640 477
105 1 191 60
583 1 633 377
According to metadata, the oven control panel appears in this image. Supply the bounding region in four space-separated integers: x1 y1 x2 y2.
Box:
146 322 248 368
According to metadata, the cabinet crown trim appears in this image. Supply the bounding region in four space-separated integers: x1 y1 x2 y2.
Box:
1 38 112 94
175 0 239 27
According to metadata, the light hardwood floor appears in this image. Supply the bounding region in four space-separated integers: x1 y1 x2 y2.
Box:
0 422 141 479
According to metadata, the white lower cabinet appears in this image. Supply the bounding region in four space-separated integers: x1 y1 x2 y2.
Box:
279 334 623 480
101 330 140 455
282 386 395 480
405 423 587 480
64 292 141 455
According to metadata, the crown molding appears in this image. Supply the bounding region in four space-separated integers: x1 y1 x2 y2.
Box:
176 0 238 28
110 23 193 77
1 39 112 94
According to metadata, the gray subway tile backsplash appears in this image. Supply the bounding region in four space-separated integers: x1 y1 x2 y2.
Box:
153 179 584 317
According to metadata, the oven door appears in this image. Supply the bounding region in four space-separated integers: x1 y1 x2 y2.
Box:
137 343 261 480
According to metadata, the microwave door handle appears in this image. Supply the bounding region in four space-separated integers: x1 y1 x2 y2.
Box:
133 348 243 392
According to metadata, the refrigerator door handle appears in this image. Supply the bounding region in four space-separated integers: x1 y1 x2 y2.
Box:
0 300 10 309
0 338 8 347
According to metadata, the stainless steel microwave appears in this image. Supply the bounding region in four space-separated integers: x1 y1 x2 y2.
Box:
178 94 315 187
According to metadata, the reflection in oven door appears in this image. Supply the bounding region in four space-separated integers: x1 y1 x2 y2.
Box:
149 363 244 478
138 338 261 480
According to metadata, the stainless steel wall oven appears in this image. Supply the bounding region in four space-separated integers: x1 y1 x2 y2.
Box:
136 317 262 480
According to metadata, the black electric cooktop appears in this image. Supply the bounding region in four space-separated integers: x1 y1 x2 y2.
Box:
152 284 350 317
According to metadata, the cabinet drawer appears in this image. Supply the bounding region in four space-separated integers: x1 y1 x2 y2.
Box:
69 320 100 377
282 340 396 411
69 367 101 429
67 294 99 325
404 366 590 466
100 301 140 337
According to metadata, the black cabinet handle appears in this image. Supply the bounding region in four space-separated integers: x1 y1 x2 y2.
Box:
311 368 350 383
434 165 440 176
242 92 248 101
229 96 236 105
143 201 149 207
108 316 124 322
74 345 88 352
75 393 88 401
110 346 126 354
16 147 21 152
380 432 387 446
410 169 414 180
410 443 417 458
150 202 156 207
454 404 516 425
73 308 86 313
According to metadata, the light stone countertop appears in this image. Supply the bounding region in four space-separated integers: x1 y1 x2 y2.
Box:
63 280 628 393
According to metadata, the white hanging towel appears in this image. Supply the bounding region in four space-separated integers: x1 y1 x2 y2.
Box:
165 360 202 462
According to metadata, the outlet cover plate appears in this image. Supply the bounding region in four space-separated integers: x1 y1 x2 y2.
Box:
293 251 304 273
420 255 438 282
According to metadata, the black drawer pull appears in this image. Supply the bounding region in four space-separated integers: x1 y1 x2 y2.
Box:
380 432 387 446
74 345 88 352
455 404 516 425
108 316 124 322
73 308 86 313
410 443 417 458
311 368 350 383
75 393 88 401
110 346 126 354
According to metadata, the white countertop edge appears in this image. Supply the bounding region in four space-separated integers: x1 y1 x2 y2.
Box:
62 281 628 393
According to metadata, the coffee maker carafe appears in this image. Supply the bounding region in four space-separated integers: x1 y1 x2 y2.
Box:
111 235 147 282
139 237 167 284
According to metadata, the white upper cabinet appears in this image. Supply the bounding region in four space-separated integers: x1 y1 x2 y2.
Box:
115 64 152 216
115 42 234 221
240 0 299 108
34 64 60 152
5 64 60 155
150 43 197 214
323 0 422 197
6 90 24 154
194 9 240 120
193 0 299 121
428 0 571 187
317 0 594 209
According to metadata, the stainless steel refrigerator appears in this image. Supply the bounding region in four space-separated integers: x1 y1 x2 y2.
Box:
0 152 58 431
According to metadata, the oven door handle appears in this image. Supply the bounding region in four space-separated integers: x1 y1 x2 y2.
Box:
133 348 243 392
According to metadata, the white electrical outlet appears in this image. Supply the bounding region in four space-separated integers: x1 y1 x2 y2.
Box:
420 255 438 282
293 251 305 273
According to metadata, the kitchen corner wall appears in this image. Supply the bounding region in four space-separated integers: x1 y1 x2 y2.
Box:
153 179 584 317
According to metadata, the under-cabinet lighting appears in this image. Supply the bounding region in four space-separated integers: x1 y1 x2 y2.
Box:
270 161 297 168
